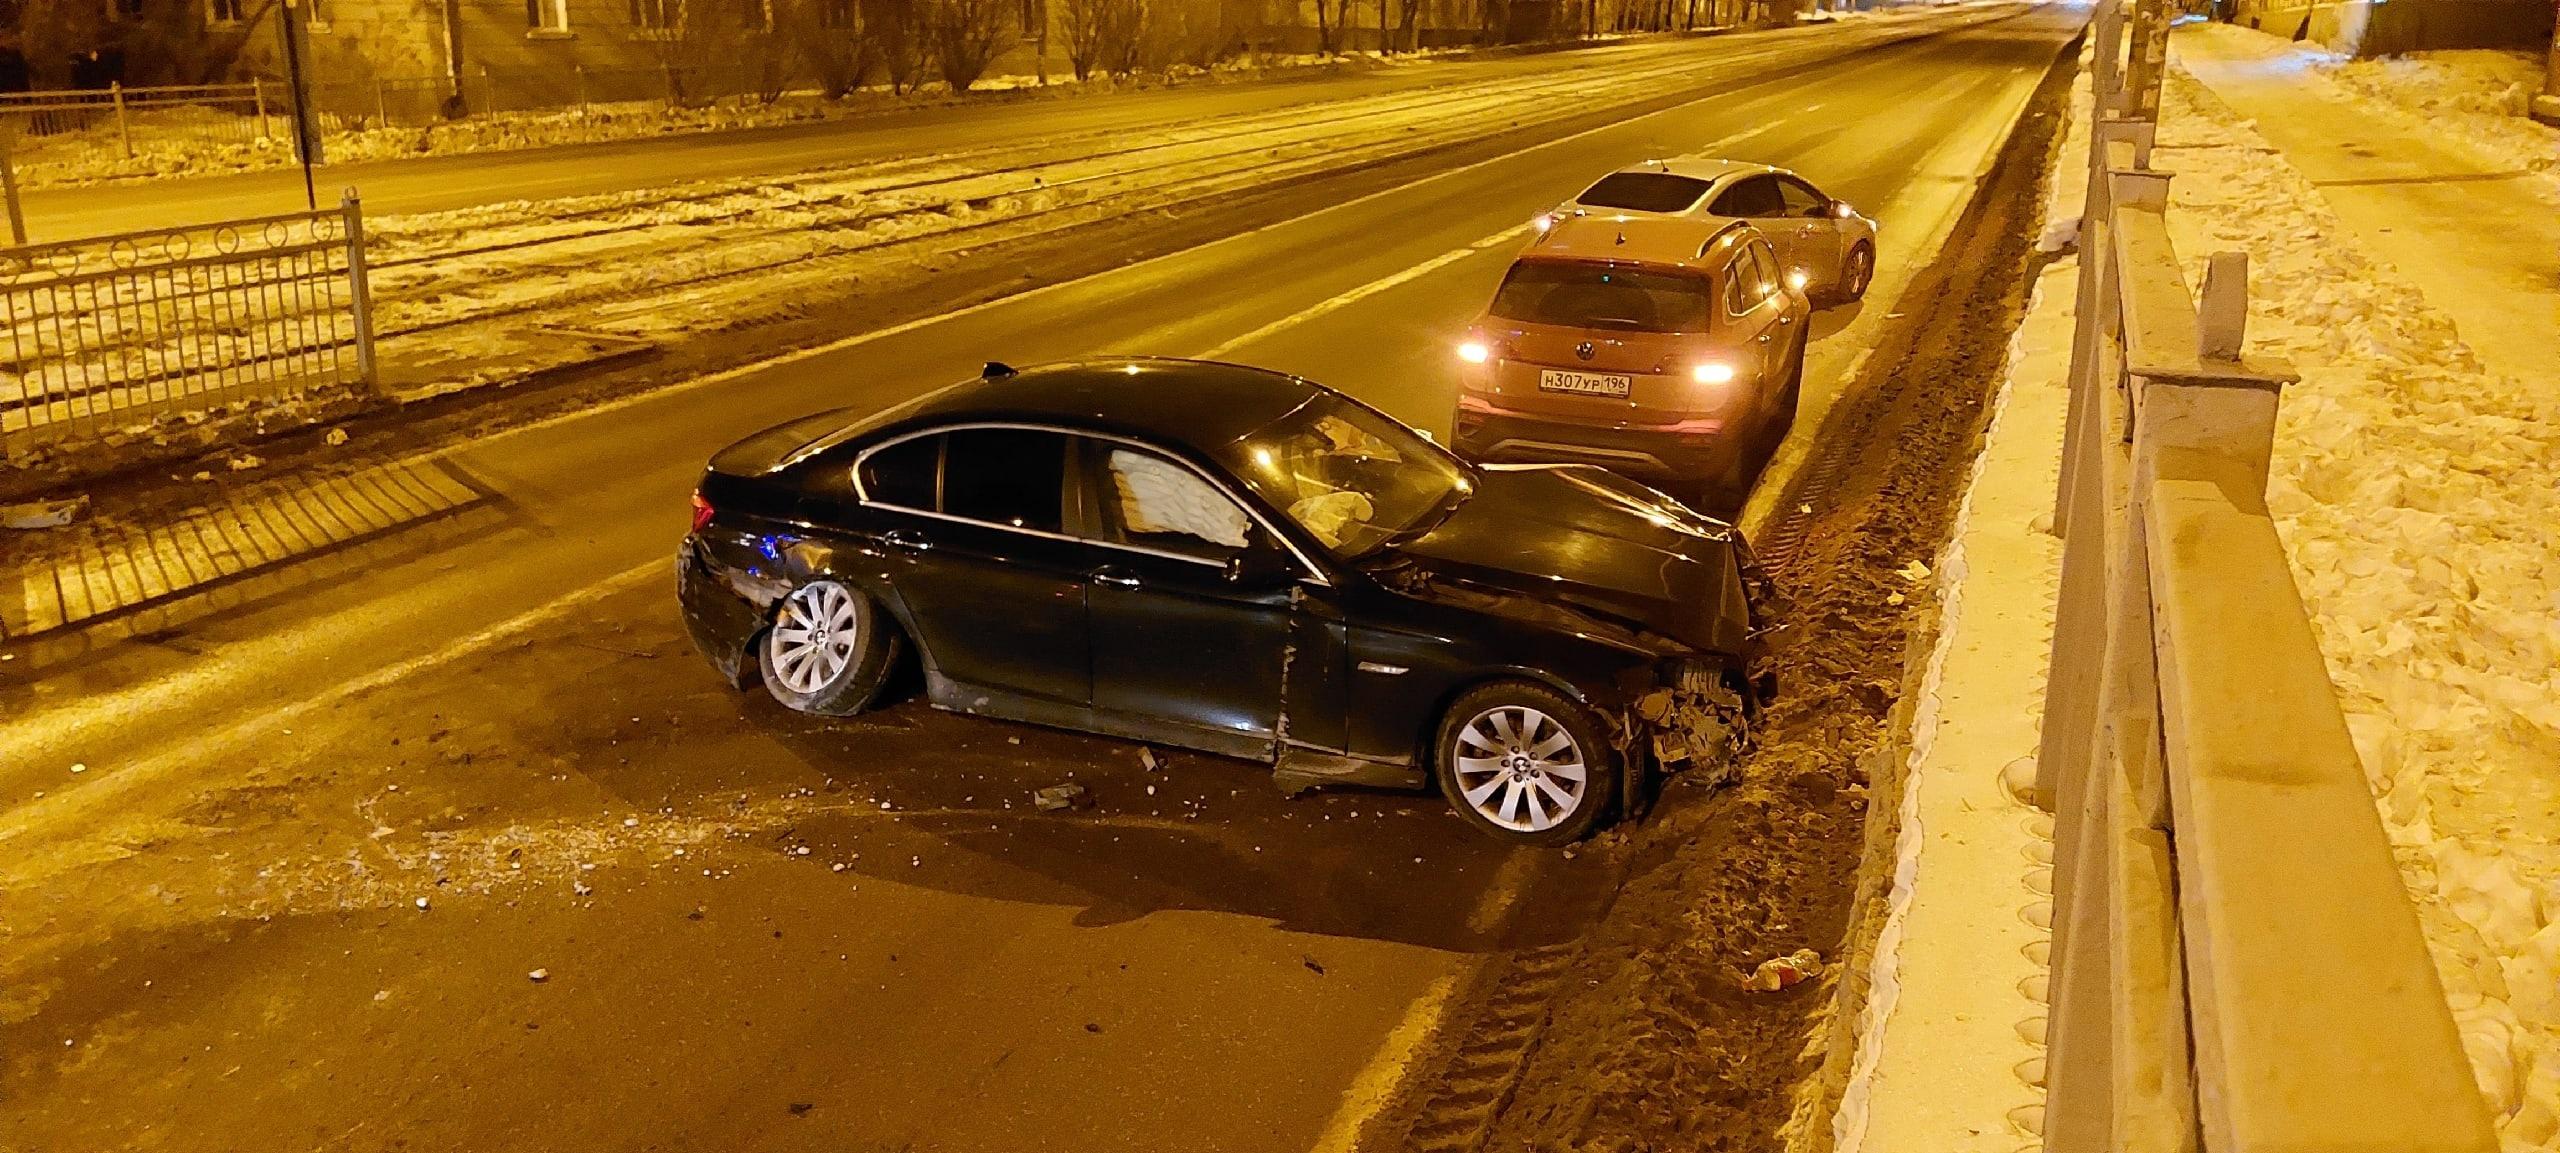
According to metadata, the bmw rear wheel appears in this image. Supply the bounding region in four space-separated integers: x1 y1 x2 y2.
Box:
1435 681 1617 846
758 580 902 717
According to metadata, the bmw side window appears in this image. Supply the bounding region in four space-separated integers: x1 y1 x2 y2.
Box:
941 427 1067 533
1089 443 1253 561
857 433 941 510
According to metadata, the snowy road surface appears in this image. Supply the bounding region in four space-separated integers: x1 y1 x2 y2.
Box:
0 8 2084 1150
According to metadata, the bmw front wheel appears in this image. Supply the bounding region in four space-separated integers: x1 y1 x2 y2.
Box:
1435 681 1618 846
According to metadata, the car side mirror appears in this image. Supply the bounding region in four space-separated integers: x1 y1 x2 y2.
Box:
1830 199 1857 219
1225 533 1297 588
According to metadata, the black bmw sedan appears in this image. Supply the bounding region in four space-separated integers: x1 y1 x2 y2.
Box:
678 358 1776 845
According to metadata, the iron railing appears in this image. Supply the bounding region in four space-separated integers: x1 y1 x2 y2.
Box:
0 193 376 459
0 83 278 180
2033 3 2498 1150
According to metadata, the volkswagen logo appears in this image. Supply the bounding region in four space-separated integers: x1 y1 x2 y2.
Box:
1574 341 1595 361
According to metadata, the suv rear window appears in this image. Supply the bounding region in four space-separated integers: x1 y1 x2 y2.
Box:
1573 172 1714 214
1488 260 1715 333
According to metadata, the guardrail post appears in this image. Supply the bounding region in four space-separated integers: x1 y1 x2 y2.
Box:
0 122 24 246
2124 0 2169 120
110 82 133 158
342 190 377 389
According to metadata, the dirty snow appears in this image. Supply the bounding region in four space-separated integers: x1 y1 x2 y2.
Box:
2156 61 2560 1152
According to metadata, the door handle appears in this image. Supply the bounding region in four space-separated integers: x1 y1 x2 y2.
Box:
1777 315 1794 326
881 530 933 552
1758 333 1772 343
1091 568 1141 589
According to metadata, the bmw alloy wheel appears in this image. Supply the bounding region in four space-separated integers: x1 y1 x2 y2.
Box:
1451 705 1588 833
768 581 863 696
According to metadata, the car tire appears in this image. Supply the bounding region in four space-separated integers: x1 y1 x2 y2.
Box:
1837 242 1875 303
1434 681 1619 846
757 580 902 717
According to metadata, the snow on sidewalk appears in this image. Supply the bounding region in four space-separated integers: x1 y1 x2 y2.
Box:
2157 49 2560 1153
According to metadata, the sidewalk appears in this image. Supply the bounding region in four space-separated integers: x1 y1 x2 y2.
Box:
2171 23 2560 393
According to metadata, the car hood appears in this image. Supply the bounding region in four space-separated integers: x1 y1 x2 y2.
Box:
1376 464 1753 656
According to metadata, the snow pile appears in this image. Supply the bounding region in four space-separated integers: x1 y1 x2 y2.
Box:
2156 64 2560 1152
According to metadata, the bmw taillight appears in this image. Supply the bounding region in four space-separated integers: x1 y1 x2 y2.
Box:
689 491 715 534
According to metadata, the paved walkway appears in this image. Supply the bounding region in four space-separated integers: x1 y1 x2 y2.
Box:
2172 24 2560 394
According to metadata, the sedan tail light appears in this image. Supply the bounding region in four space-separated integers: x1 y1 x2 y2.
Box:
690 491 715 534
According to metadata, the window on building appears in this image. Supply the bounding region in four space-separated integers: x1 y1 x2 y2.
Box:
208 0 242 21
526 0 569 30
305 0 328 24
630 0 677 29
817 0 853 27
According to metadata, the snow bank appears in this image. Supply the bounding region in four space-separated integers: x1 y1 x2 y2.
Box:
2157 63 2560 1153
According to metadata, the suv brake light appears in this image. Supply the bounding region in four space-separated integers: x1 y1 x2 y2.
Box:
689 491 715 534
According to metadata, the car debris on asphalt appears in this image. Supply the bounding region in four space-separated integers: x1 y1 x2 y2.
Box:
1033 784 1093 812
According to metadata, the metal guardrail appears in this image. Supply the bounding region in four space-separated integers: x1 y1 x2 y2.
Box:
0 193 376 459
2032 2 2499 1150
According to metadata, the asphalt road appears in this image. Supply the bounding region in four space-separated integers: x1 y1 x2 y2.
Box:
26 13 2004 239
0 8 2085 1151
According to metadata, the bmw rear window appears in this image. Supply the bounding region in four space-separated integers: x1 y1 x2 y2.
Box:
1574 172 1714 213
1488 260 1715 333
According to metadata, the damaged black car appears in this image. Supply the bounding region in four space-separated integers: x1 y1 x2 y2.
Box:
677 358 1781 845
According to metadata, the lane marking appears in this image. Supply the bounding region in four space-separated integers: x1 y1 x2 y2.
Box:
1307 972 1462 1153
1200 225 1531 360
1306 849 1540 1153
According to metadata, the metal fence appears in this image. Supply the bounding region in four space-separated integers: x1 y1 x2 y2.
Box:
0 194 376 459
2032 3 2497 1150
0 83 279 178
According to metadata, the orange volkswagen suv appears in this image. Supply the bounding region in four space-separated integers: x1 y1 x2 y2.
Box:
1451 215 1810 509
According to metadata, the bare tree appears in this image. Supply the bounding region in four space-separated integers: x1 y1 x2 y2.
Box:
783 0 879 97
862 0 928 92
923 0 1012 90
1312 0 1343 54
1060 0 1112 80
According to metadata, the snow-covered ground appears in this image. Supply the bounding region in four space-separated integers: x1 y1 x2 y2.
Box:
2156 59 2560 1153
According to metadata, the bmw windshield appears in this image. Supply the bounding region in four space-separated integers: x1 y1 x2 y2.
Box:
1219 395 1472 558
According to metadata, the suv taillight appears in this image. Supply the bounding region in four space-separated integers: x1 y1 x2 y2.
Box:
689 491 715 534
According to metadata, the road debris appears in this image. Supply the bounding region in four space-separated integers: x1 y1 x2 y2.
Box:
1633 670 1749 781
325 427 350 446
1140 748 1160 772
1897 559 1932 582
225 454 264 472
1 495 88 530
1742 949 1825 992
1033 784 1093 812
527 968 550 983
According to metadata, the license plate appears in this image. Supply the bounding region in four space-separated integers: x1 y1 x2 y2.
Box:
1538 369 1632 398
